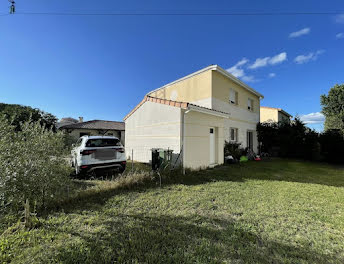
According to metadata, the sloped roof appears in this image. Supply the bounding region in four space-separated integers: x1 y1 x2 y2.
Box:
123 96 230 120
147 64 264 99
60 120 125 131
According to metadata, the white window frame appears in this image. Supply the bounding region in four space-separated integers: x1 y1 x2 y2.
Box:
247 98 254 111
230 127 238 142
229 89 238 105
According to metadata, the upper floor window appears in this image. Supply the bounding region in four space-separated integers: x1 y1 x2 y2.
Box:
247 98 254 111
230 89 238 105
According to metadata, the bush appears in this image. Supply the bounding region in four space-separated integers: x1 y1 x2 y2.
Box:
224 141 244 160
257 118 344 164
0 116 71 214
319 129 344 163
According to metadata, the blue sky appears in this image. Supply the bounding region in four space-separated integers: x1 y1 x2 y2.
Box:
1 0 343 131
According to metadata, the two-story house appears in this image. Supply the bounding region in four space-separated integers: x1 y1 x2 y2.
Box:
124 65 264 169
260 106 292 123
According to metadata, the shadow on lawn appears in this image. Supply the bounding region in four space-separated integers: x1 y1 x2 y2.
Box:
52 213 341 264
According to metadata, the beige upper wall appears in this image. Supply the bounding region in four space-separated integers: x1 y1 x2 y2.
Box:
211 71 260 114
260 108 278 122
148 68 261 115
260 107 291 123
148 70 212 103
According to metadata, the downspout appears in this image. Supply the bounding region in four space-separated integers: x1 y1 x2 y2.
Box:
181 108 190 175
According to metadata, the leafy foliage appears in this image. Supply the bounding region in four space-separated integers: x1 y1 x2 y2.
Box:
0 116 71 214
319 129 344 163
0 103 57 131
257 118 344 163
321 84 344 132
224 141 244 160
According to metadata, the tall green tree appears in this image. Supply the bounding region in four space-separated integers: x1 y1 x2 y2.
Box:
0 103 57 131
320 84 344 133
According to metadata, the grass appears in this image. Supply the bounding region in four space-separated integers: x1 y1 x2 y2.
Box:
1 159 344 263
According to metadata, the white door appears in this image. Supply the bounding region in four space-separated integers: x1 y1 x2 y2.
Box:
209 127 215 164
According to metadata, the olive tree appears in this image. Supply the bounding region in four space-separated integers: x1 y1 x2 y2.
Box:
0 116 71 213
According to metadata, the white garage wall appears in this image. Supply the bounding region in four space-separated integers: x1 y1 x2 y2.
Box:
125 101 182 163
184 110 225 169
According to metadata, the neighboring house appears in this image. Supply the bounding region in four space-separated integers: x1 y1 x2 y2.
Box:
59 119 125 145
260 107 292 123
56 117 79 129
124 65 264 169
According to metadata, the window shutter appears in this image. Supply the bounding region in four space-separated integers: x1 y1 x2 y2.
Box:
230 89 235 103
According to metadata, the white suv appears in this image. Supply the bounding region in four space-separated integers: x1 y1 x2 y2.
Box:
71 136 126 176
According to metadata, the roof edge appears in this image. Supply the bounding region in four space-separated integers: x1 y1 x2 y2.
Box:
146 64 264 99
123 95 231 121
123 96 188 121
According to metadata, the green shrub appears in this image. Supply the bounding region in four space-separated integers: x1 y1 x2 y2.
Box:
224 141 244 160
319 129 344 163
0 116 71 214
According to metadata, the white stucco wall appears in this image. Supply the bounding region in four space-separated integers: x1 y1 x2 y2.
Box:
125 101 182 163
223 119 258 153
184 110 225 169
189 98 258 153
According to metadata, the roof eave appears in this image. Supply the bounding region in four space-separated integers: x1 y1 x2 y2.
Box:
146 64 264 99
187 104 230 118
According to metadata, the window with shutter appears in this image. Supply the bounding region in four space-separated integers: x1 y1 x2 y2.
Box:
247 98 254 111
230 89 238 105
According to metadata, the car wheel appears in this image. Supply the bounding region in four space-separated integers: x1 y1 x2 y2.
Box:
119 164 126 173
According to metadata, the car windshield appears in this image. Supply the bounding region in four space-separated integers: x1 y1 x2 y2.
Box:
85 138 121 147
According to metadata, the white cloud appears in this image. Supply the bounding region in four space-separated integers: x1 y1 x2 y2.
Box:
226 58 260 83
336 33 344 39
299 112 325 124
289 27 311 38
226 58 248 78
249 52 287 69
249 57 270 69
241 75 257 83
294 50 325 64
335 14 344 24
268 73 276 78
269 52 287 65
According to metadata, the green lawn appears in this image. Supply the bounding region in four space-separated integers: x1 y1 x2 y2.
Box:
1 159 344 263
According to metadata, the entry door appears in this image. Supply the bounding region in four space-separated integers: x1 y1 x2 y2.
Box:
209 127 215 164
247 131 253 150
